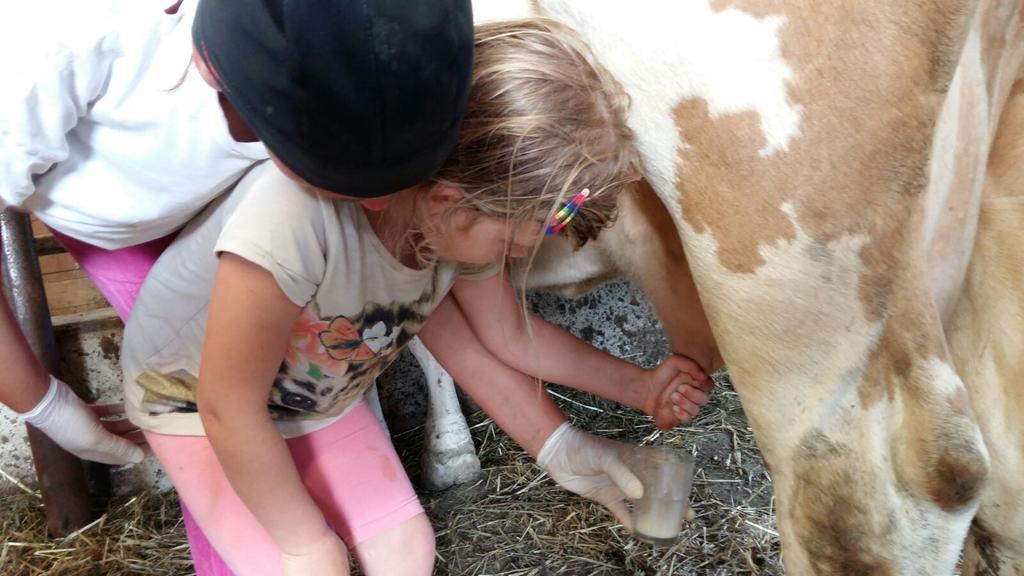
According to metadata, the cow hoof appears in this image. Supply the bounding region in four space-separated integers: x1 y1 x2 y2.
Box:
421 434 482 491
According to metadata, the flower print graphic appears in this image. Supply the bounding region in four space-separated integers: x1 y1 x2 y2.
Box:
285 308 348 381
319 317 377 361
359 321 400 354
318 317 401 361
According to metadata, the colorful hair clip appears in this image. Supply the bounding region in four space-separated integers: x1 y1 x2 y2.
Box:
545 188 591 236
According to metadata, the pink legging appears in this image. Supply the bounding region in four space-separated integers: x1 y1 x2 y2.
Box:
145 401 424 575
53 230 257 575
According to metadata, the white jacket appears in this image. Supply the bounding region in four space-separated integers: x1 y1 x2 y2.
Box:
0 0 267 249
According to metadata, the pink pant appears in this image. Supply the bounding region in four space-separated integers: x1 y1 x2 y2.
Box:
52 232 266 574
145 401 424 575
51 231 176 321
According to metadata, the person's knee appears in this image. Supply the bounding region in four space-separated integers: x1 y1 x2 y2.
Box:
405 513 436 566
388 513 436 571
355 513 435 575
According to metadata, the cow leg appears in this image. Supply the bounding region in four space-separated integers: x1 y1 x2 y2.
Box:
601 181 723 373
409 337 482 491
965 520 1024 576
953 196 1024 576
953 81 1024 576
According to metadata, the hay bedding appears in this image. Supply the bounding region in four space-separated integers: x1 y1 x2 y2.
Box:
1 283 781 575
411 373 781 576
0 372 780 576
0 487 192 575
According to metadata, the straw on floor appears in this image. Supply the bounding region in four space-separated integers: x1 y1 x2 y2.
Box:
1 371 780 576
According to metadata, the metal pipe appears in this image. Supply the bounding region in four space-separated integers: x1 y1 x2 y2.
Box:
1 209 91 536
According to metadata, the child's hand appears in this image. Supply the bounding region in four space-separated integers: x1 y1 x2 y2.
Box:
281 529 348 576
642 355 712 430
537 423 644 530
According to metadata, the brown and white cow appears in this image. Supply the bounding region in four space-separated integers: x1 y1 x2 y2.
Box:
947 78 1024 576
452 1 1024 574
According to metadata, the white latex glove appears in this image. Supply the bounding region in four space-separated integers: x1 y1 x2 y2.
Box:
537 422 644 530
281 529 349 576
17 376 144 465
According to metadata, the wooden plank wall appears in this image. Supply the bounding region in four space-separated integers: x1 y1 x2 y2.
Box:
31 217 114 324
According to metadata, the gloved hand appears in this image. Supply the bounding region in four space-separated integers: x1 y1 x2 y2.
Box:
537 422 644 530
281 529 349 576
17 376 144 465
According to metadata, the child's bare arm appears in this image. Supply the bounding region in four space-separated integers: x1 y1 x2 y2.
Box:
451 273 640 392
451 273 710 427
418 295 565 457
419 295 644 528
198 253 345 571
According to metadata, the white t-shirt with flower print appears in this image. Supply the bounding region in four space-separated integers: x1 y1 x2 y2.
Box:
121 161 462 438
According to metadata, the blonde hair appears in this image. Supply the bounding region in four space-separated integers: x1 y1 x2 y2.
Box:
380 18 640 270
434 18 639 243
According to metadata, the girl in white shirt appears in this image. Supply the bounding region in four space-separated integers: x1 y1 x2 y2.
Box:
123 19 710 576
3 1 473 573
0 0 472 465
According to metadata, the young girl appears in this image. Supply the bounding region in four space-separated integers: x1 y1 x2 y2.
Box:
0 0 471 465
122 19 709 576
3 1 470 568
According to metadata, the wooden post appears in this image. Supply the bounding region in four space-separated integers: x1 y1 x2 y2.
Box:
1 209 91 536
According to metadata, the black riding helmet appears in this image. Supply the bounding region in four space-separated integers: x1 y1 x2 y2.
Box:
193 0 473 197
